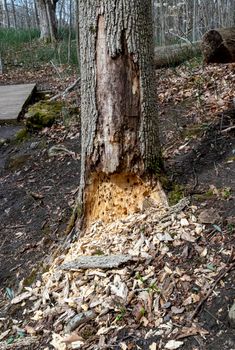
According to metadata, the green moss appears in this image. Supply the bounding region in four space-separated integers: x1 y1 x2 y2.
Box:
26 101 63 130
168 183 185 205
14 128 29 142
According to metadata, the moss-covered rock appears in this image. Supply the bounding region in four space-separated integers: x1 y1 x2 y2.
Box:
26 101 63 130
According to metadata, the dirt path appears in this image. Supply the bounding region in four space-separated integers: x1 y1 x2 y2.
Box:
0 125 81 291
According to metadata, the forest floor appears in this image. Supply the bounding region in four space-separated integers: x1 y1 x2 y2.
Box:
0 60 234 350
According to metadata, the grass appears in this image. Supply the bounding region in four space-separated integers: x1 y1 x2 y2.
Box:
0 27 78 67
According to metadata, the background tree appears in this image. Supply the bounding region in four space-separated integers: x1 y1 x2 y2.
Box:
36 0 58 42
77 0 166 228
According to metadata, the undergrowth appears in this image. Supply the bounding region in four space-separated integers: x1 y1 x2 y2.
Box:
0 28 78 67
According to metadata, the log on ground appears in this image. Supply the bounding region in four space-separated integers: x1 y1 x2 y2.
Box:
154 42 201 68
201 27 235 64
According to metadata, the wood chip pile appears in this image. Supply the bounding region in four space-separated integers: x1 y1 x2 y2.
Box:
4 197 233 349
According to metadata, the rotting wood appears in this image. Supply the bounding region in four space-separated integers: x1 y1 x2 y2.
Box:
201 27 235 64
154 41 201 68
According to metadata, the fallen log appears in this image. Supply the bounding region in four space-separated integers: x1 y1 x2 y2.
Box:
201 27 235 64
154 41 201 68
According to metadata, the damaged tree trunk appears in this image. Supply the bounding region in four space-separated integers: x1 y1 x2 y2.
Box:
201 27 235 64
78 0 165 228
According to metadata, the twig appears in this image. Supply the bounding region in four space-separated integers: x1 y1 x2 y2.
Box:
190 261 235 320
221 125 235 134
50 60 62 79
50 78 80 101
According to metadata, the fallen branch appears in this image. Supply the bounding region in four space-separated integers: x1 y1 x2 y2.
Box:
221 125 235 134
190 261 235 320
154 42 201 68
50 78 80 101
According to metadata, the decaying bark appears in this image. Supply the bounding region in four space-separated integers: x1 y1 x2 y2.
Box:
78 1 166 227
201 27 235 64
154 41 201 68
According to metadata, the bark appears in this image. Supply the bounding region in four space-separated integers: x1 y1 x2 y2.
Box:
37 0 57 42
10 0 17 28
78 0 165 227
2 0 10 28
201 27 235 63
154 41 201 68
46 0 57 42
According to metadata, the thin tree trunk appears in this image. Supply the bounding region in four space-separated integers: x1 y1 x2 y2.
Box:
67 0 72 63
10 0 17 28
78 0 165 228
34 0 40 29
37 0 57 42
37 0 50 40
46 0 57 42
2 0 10 28
75 0 79 65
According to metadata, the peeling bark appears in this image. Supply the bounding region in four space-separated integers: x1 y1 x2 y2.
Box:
78 0 165 227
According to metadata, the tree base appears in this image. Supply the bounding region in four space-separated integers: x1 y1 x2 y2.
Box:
84 173 168 227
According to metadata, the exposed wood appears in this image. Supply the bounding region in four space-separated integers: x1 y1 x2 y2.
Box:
201 27 235 64
0 84 36 123
154 42 201 68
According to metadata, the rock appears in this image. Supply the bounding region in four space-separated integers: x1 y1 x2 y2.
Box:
198 209 220 224
60 255 132 270
30 142 39 149
229 302 235 328
0 138 6 147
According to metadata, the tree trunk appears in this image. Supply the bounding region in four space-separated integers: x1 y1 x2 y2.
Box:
2 0 10 28
10 0 17 28
46 0 57 42
154 41 201 68
37 0 57 42
201 27 235 63
78 0 165 228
